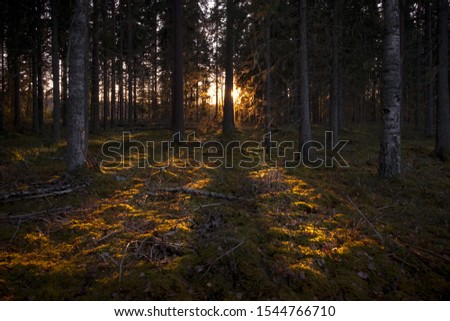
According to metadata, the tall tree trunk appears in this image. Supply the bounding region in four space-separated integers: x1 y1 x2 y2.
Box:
298 0 313 161
330 0 342 141
103 0 109 130
110 0 116 128
61 55 68 127
264 15 271 138
0 30 4 134
172 0 185 139
12 36 21 129
435 0 450 159
425 1 434 137
399 0 405 124
127 0 133 128
152 7 158 118
32 33 39 133
67 0 88 172
119 13 124 125
379 0 401 177
214 0 219 121
223 0 235 135
415 16 422 130
51 0 61 141
91 0 100 134
104 59 110 129
37 41 44 131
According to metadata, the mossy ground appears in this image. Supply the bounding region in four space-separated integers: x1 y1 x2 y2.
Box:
0 124 449 300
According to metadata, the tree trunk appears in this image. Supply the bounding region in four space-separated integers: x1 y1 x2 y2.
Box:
67 0 88 172
379 0 401 177
330 0 342 141
61 55 68 127
32 32 39 133
51 0 61 141
264 15 271 139
12 35 21 129
435 0 450 159
172 0 185 140
298 0 313 161
119 14 124 125
414 15 422 130
425 1 434 137
223 0 235 135
0 31 4 134
110 0 116 128
91 0 100 134
127 0 133 128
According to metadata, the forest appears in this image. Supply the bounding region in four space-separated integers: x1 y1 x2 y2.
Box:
0 0 449 300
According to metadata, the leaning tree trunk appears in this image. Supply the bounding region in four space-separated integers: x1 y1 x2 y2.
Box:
223 0 235 136
172 0 185 140
435 0 450 159
379 0 401 177
51 0 61 141
298 0 313 161
67 0 88 172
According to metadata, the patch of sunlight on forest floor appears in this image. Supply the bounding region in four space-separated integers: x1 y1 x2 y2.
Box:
0 124 449 299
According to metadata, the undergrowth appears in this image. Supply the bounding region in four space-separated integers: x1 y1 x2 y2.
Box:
0 124 449 300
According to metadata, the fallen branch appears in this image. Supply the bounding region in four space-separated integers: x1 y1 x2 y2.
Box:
147 187 240 201
346 195 384 243
0 206 74 222
1 181 88 203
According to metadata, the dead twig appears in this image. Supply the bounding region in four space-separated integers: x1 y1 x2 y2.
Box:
9 219 22 242
192 202 222 211
94 229 124 244
119 242 132 284
148 187 240 201
201 240 245 279
346 195 384 243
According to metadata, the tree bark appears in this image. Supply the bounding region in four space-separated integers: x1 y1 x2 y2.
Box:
51 0 61 141
330 0 342 141
264 15 271 138
298 0 313 161
110 0 116 128
414 13 422 130
127 0 133 128
223 0 235 135
103 0 110 130
32 30 39 133
91 0 100 134
379 0 401 177
67 0 88 172
61 55 68 127
11 42 22 129
435 0 450 159
425 1 434 137
0 30 3 134
172 0 185 139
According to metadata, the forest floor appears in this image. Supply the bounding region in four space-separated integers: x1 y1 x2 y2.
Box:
0 124 449 300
